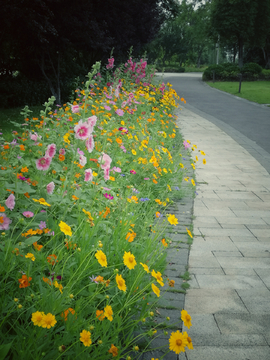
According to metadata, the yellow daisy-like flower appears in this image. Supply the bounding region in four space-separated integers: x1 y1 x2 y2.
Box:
108 344 118 357
169 330 188 354
95 250 107 267
186 228 193 239
131 149 137 155
203 158 206 165
104 305 113 321
33 198 51 207
25 253 35 261
181 309 192 329
179 163 184 168
123 251 137 270
140 262 150 273
63 133 70 144
116 274 126 292
183 332 193 349
191 179 195 186
151 283 160 297
41 313 57 329
151 269 164 287
167 214 178 226
31 311 44 327
59 221 72 236
80 329 92 347
53 280 63 294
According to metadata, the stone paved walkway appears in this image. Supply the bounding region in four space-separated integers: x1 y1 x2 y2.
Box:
178 107 270 360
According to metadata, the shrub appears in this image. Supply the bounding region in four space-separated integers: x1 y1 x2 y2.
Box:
242 62 262 76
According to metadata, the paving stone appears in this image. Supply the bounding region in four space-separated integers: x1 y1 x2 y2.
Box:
195 274 266 290
214 313 270 334
189 334 267 346
158 291 185 309
185 346 270 360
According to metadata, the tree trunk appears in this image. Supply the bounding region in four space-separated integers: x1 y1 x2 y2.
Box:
196 47 203 68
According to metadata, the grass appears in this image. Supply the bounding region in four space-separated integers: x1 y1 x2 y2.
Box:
0 105 43 140
206 81 270 104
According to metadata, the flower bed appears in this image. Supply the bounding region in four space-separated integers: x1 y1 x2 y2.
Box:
0 58 196 358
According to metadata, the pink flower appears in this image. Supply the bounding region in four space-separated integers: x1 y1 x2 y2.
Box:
106 57 114 69
79 154 87 167
59 148 65 155
71 105 80 113
39 221 46 229
104 167 110 181
84 169 93 182
74 120 91 140
183 140 190 150
30 132 41 142
36 156 52 171
98 153 112 170
46 181 55 195
45 144 56 158
104 105 111 111
118 127 128 133
115 109 124 116
22 211 34 218
112 167 121 173
87 116 97 129
130 170 136 174
103 193 113 200
0 213 12 230
85 135 94 153
5 194 15 211
103 187 111 191
120 145 126 153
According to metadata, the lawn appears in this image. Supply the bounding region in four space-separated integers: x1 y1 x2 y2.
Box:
206 81 270 104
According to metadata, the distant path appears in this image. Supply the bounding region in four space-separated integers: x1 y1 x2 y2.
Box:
157 73 270 174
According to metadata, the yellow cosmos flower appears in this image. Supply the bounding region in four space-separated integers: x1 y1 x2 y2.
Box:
151 283 160 297
181 309 192 329
116 274 126 292
191 179 195 186
63 133 70 144
169 330 188 354
167 214 178 226
80 329 92 347
41 313 57 329
151 270 164 287
31 311 44 327
179 163 184 168
25 253 35 261
95 250 107 267
203 158 206 165
33 198 51 207
123 251 137 270
59 221 72 236
183 331 193 349
186 228 193 238
131 149 137 155
108 344 118 357
140 262 150 273
104 305 113 321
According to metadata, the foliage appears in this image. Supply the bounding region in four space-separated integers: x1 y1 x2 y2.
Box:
0 57 196 359
203 62 265 81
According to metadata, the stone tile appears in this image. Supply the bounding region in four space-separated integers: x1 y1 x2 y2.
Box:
216 257 270 269
197 228 253 237
189 267 225 275
248 228 270 237
195 274 266 290
189 333 267 346
255 269 270 288
188 255 222 268
184 314 220 335
215 313 270 334
194 209 236 217
223 268 257 276
185 346 270 360
188 275 200 289
212 251 243 257
236 288 270 314
230 235 257 242
216 217 268 225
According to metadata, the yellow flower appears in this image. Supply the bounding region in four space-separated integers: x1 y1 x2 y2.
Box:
151 269 164 286
80 329 92 347
31 311 44 327
108 344 118 357
181 310 192 329
203 158 206 165
123 251 137 270
167 184 172 191
169 330 188 354
131 149 137 155
140 262 150 273
33 198 51 207
63 133 70 144
167 214 178 226
104 305 113 321
59 221 72 236
183 332 193 349
95 250 107 267
186 228 193 238
25 253 35 261
54 280 63 294
126 230 136 242
191 179 195 186
151 283 160 297
82 208 94 221
41 313 57 329
200 150 206 155
116 274 126 292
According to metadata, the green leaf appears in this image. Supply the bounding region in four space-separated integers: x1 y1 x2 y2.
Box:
0 342 13 360
23 236 41 246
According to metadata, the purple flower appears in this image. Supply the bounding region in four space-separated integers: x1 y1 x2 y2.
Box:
115 109 124 116
5 194 15 211
104 105 111 111
39 221 46 230
23 211 34 218
144 178 150 180
140 198 150 202
174 186 180 191
0 213 12 230
103 193 114 200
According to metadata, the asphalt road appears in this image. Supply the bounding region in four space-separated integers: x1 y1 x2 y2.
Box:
158 72 270 174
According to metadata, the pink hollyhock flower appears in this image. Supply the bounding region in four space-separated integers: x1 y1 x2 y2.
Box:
36 156 52 171
30 132 41 142
104 167 110 181
99 153 112 170
5 194 15 211
106 57 114 69
45 143 56 158
71 105 80 113
77 148 84 155
79 154 87 167
115 109 124 116
183 140 191 149
59 148 65 155
104 105 111 111
87 116 97 131
46 181 55 195
22 211 34 218
85 135 94 153
74 120 91 140
0 213 12 230
84 168 93 182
